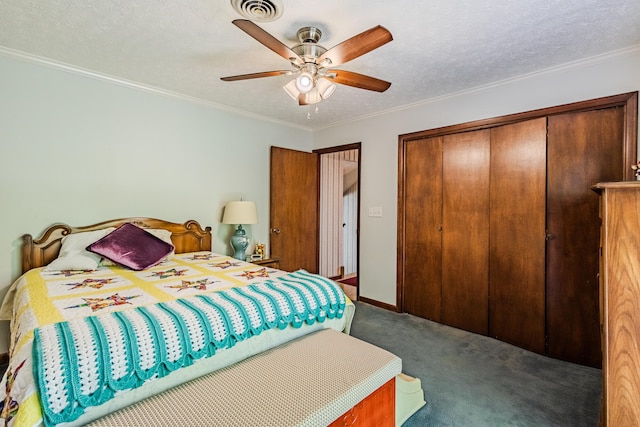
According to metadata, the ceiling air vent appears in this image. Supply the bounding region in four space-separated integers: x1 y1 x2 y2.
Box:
231 0 283 22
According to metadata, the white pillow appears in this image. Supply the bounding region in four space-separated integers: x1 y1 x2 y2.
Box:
45 228 116 271
146 228 174 246
99 228 174 266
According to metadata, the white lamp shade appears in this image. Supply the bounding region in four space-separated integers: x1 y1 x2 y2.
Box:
283 79 300 100
316 77 336 99
223 201 258 225
301 87 322 105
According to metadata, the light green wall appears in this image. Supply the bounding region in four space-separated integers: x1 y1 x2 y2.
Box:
1 46 639 353
0 53 312 352
313 46 640 306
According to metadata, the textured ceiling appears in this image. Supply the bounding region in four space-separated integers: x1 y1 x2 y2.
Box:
1 0 639 130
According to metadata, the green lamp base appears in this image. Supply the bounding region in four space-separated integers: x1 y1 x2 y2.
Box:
230 225 249 261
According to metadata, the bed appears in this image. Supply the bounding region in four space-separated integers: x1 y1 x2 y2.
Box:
0 218 357 426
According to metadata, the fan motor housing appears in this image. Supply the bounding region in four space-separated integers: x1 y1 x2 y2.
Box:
292 27 327 63
292 43 327 62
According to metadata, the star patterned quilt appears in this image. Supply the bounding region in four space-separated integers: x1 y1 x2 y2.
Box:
0 252 352 427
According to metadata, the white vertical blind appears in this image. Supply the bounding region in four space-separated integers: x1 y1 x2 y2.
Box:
319 152 342 277
319 149 358 278
343 179 358 275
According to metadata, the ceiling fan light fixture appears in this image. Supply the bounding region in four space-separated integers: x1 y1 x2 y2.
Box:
295 72 314 93
283 79 300 100
301 88 322 105
224 21 393 112
316 77 336 99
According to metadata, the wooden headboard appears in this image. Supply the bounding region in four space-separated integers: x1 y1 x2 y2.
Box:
21 218 212 274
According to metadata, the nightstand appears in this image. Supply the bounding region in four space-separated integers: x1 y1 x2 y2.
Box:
251 257 280 269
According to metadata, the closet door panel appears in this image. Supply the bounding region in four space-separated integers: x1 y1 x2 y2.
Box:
547 107 625 367
403 137 443 320
442 130 490 334
489 118 547 353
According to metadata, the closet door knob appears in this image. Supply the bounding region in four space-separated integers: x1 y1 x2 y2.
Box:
545 231 555 241
271 228 281 234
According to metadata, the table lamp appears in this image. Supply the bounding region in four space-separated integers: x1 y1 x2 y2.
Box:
222 200 258 261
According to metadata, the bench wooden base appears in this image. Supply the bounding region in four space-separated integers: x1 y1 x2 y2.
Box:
329 377 396 427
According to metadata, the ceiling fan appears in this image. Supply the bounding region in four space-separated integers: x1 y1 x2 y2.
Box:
220 19 393 105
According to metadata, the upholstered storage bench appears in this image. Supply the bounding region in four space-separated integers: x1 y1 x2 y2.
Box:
88 328 406 426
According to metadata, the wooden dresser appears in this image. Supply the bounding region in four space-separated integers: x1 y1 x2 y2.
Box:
594 182 640 426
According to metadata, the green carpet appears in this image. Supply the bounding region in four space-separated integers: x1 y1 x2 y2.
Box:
349 301 602 426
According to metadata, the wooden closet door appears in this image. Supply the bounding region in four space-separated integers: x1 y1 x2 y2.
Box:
547 107 625 368
402 137 443 321
442 130 490 334
489 118 547 353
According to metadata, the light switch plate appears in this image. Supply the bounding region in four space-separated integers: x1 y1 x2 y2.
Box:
369 207 383 217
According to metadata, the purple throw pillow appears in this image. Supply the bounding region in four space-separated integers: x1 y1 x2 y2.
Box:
87 223 175 270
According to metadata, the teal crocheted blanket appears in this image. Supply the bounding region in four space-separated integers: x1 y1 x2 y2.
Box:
32 270 346 426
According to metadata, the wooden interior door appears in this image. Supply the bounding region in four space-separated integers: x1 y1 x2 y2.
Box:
270 146 319 273
402 137 443 321
441 130 490 334
489 118 547 353
546 107 625 367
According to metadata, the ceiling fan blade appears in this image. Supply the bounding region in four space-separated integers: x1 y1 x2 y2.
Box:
221 70 292 81
328 70 391 92
232 19 301 62
318 25 392 67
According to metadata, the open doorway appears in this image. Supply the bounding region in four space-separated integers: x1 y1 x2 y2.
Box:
314 144 360 301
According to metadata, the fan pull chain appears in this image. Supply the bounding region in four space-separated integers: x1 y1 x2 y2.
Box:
306 104 321 120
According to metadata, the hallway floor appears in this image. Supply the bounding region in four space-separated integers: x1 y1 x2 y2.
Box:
337 274 357 301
